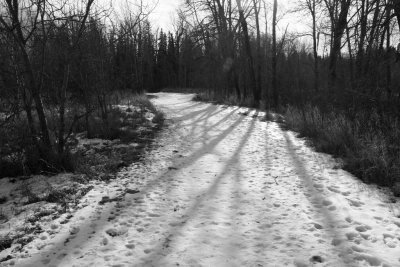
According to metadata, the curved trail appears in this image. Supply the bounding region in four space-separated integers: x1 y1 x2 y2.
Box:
14 93 400 267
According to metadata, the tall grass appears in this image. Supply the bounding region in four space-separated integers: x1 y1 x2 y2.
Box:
284 105 400 189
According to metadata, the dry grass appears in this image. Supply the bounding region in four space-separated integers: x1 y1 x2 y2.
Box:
284 105 400 188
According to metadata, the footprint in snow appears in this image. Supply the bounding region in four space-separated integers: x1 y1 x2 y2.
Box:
346 232 360 241
125 244 135 249
258 223 273 230
56 253 67 260
313 183 324 189
101 237 108 245
314 223 323 230
144 248 152 254
355 225 371 232
69 226 80 235
347 199 365 207
383 233 398 248
331 238 343 246
327 186 341 194
322 200 333 206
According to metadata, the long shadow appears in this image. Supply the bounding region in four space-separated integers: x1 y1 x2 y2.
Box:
121 110 247 207
181 106 241 151
169 103 226 143
172 104 220 122
37 101 245 265
225 110 274 264
282 131 354 267
173 114 247 171
185 105 239 128
140 115 259 264
23 96 248 267
203 107 240 132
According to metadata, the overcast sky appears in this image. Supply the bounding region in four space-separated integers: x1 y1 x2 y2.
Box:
150 0 182 31
110 0 307 34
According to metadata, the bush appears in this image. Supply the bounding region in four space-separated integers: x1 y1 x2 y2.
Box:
0 234 12 251
284 105 400 187
0 93 163 179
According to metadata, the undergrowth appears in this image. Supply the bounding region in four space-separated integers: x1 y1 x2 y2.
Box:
284 105 400 191
0 93 164 179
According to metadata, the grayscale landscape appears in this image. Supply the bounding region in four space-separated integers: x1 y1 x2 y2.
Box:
1 1 400 266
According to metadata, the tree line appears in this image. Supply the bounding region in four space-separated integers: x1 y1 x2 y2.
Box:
0 0 169 175
164 0 400 112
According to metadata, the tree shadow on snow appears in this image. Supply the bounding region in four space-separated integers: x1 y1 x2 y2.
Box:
21 100 256 267
139 111 259 264
282 131 355 267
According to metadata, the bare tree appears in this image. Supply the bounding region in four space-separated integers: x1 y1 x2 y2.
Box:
303 0 321 92
0 0 51 149
324 0 352 90
236 0 258 104
272 0 278 106
252 0 263 103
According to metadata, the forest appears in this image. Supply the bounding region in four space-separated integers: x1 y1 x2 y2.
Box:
2 0 400 188
1 0 400 266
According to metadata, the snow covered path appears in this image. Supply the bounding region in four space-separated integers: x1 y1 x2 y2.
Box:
13 93 400 267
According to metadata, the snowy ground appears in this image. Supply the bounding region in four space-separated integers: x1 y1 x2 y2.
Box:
2 92 400 267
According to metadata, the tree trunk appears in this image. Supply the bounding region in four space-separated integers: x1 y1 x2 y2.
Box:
346 24 355 89
236 0 258 106
57 65 70 155
328 0 351 92
385 1 391 96
356 0 368 81
311 0 319 92
21 49 52 149
252 0 262 105
272 0 278 107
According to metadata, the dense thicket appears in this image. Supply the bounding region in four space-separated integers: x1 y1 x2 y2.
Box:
0 0 166 176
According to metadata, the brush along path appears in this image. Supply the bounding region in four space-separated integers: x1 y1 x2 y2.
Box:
10 93 400 267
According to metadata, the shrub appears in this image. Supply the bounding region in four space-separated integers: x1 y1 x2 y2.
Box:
0 93 163 178
284 105 400 188
0 234 12 251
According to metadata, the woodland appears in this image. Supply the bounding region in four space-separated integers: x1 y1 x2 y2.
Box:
1 0 400 189
1 1 400 266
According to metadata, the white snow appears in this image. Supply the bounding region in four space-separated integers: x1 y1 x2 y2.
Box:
2 92 400 267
